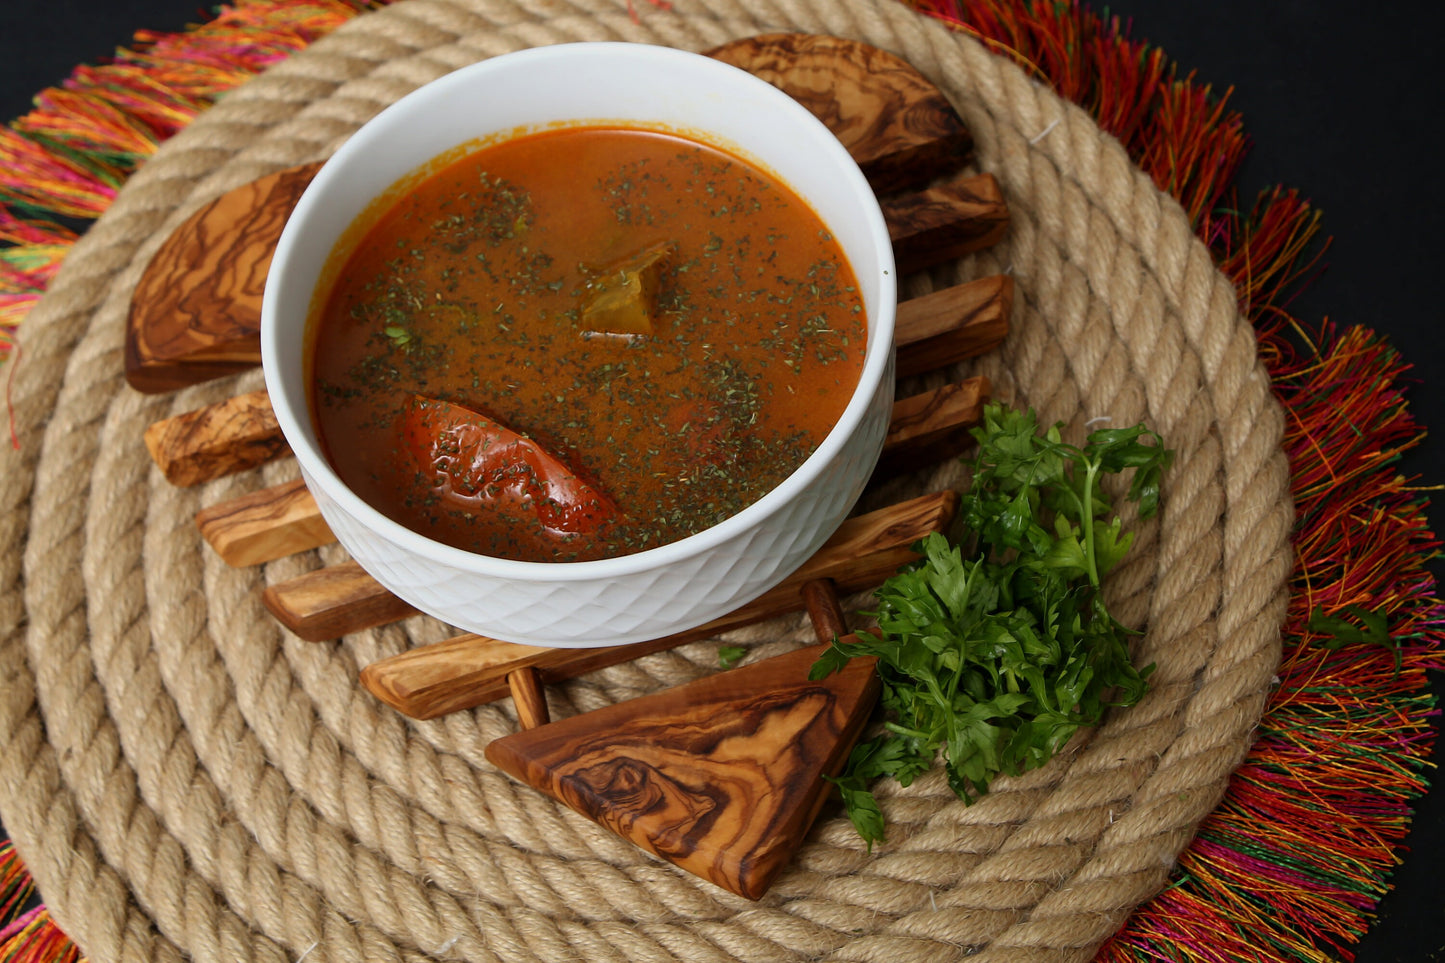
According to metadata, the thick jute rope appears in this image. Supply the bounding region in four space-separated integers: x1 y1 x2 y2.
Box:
0 0 1293 960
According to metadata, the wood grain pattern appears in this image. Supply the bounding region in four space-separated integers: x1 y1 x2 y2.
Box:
706 33 972 194
143 389 289 487
262 560 418 639
884 172 1009 275
894 274 1012 378
196 477 332 566
880 376 991 476
484 642 880 900
125 163 322 392
507 667 551 729
359 488 958 716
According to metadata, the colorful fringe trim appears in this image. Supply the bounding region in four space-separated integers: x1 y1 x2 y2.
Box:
0 844 80 963
0 0 374 345
0 2 1439 962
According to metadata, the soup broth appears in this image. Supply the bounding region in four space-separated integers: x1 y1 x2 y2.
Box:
309 125 867 562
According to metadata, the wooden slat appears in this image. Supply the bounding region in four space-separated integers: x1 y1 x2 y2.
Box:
706 33 972 195
262 560 418 640
196 477 333 566
883 172 1008 275
801 578 849 644
895 274 1012 378
358 488 959 718
144 389 288 487
879 376 991 476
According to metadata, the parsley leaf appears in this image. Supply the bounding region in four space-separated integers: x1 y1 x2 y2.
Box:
717 644 747 669
815 403 1172 845
1307 605 1399 676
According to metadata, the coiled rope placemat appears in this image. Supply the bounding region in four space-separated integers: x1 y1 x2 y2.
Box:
0 0 1294 960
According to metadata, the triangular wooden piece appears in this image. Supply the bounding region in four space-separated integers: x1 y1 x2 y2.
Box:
485 642 879 900
124 162 321 393
707 33 973 193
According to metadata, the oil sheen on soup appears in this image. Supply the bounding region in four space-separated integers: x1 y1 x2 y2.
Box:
309 125 867 562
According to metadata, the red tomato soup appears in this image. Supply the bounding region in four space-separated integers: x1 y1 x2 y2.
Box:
308 126 867 562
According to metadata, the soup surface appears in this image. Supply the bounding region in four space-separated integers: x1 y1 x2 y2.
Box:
309 125 866 561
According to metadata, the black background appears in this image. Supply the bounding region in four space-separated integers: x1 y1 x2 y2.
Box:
1 1 1440 959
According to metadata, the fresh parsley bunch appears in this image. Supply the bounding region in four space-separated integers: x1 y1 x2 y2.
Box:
811 402 1173 845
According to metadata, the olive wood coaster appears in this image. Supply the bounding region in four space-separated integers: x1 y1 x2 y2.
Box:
356 487 957 719
148 272 1009 489
123 33 1003 395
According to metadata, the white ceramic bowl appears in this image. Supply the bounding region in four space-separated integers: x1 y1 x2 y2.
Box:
262 42 896 647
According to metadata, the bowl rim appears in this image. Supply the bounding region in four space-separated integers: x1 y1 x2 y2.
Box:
262 41 897 583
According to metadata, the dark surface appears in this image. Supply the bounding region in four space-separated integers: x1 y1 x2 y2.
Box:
0 1 1441 960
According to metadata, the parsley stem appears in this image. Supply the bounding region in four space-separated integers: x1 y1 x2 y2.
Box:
1081 458 1101 588
883 720 933 741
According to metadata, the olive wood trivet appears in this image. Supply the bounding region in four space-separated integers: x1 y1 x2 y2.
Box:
126 32 1013 902
130 28 1009 732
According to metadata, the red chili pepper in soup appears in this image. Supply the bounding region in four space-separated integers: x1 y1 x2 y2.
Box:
309 126 866 562
403 396 619 537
